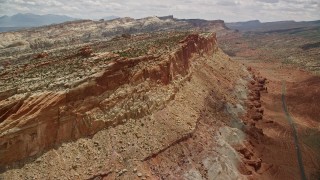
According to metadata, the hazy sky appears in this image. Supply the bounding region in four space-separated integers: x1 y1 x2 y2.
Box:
0 0 319 22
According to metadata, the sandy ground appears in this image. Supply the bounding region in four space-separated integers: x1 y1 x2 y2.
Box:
241 60 320 180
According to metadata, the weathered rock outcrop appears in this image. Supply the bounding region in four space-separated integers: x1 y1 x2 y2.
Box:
0 33 217 167
0 16 230 62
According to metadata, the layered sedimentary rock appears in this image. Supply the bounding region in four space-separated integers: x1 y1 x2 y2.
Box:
0 19 262 179
0 33 217 167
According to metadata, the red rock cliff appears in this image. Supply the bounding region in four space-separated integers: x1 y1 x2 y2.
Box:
0 33 218 167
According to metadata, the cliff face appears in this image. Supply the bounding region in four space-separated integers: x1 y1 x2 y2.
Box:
0 33 217 167
0 25 258 179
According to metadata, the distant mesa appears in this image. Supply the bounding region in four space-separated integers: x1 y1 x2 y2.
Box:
226 20 261 27
100 15 120 21
158 15 174 20
226 19 320 32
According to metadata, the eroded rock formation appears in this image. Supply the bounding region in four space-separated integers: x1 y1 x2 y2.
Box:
0 18 271 179
0 33 217 167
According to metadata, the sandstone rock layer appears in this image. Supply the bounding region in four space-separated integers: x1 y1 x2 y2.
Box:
0 33 217 167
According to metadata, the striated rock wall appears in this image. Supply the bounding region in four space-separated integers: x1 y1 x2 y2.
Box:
0 33 217 167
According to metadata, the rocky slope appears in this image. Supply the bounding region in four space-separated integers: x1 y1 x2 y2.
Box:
0 16 228 62
0 32 217 166
0 20 264 179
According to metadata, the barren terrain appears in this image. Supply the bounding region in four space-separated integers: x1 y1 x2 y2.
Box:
0 17 319 180
219 27 320 179
219 26 320 74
